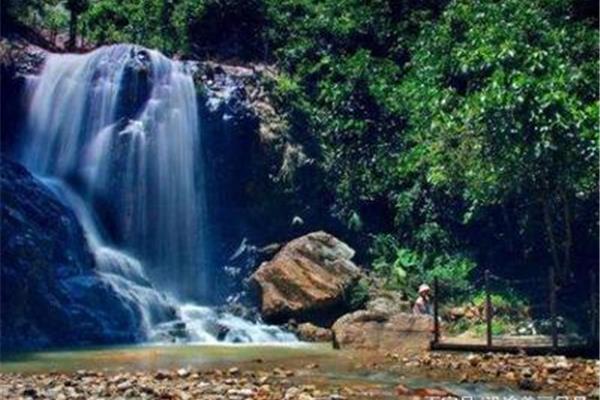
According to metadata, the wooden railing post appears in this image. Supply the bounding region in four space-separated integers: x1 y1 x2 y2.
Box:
590 270 598 348
433 277 440 344
550 264 558 352
485 270 493 348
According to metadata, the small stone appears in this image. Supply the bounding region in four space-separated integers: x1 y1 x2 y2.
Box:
22 388 37 397
557 360 572 370
228 367 240 375
154 370 171 380
285 387 302 399
258 384 271 395
518 377 540 391
521 367 533 378
116 381 132 391
177 368 190 378
396 384 412 395
466 354 480 367
413 387 456 397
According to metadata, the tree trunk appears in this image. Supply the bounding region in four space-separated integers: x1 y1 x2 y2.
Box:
68 12 78 50
559 189 572 275
501 204 517 255
542 197 561 283
542 196 559 349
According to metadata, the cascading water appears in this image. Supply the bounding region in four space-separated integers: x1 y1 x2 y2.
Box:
22 44 206 299
20 44 296 344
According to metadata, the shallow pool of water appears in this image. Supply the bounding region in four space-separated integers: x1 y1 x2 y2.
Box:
0 343 331 374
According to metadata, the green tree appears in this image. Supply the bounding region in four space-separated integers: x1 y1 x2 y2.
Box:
400 0 598 279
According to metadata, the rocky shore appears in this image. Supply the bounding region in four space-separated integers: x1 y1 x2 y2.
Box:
0 365 383 400
387 351 600 397
1 350 598 400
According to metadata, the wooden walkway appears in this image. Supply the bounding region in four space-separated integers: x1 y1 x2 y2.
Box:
430 273 599 359
430 335 597 357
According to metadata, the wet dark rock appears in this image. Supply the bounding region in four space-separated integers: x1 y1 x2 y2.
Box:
0 157 141 349
518 377 540 391
194 64 265 302
114 48 152 120
294 323 333 342
153 370 171 380
198 64 257 127
150 321 189 343
0 40 46 155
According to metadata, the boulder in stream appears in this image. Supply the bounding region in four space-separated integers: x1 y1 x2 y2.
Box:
332 310 433 353
250 231 361 324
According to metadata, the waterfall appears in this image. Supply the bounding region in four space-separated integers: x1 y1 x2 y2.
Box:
20 44 295 344
22 44 206 299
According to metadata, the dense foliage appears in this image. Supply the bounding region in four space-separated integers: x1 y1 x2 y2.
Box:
264 0 598 311
4 0 598 326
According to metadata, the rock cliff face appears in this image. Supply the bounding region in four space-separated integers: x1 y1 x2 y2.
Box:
194 61 321 301
0 39 46 153
0 157 141 349
250 231 361 325
194 62 263 299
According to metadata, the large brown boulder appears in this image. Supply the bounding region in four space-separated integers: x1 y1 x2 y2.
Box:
250 231 361 324
332 310 433 353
